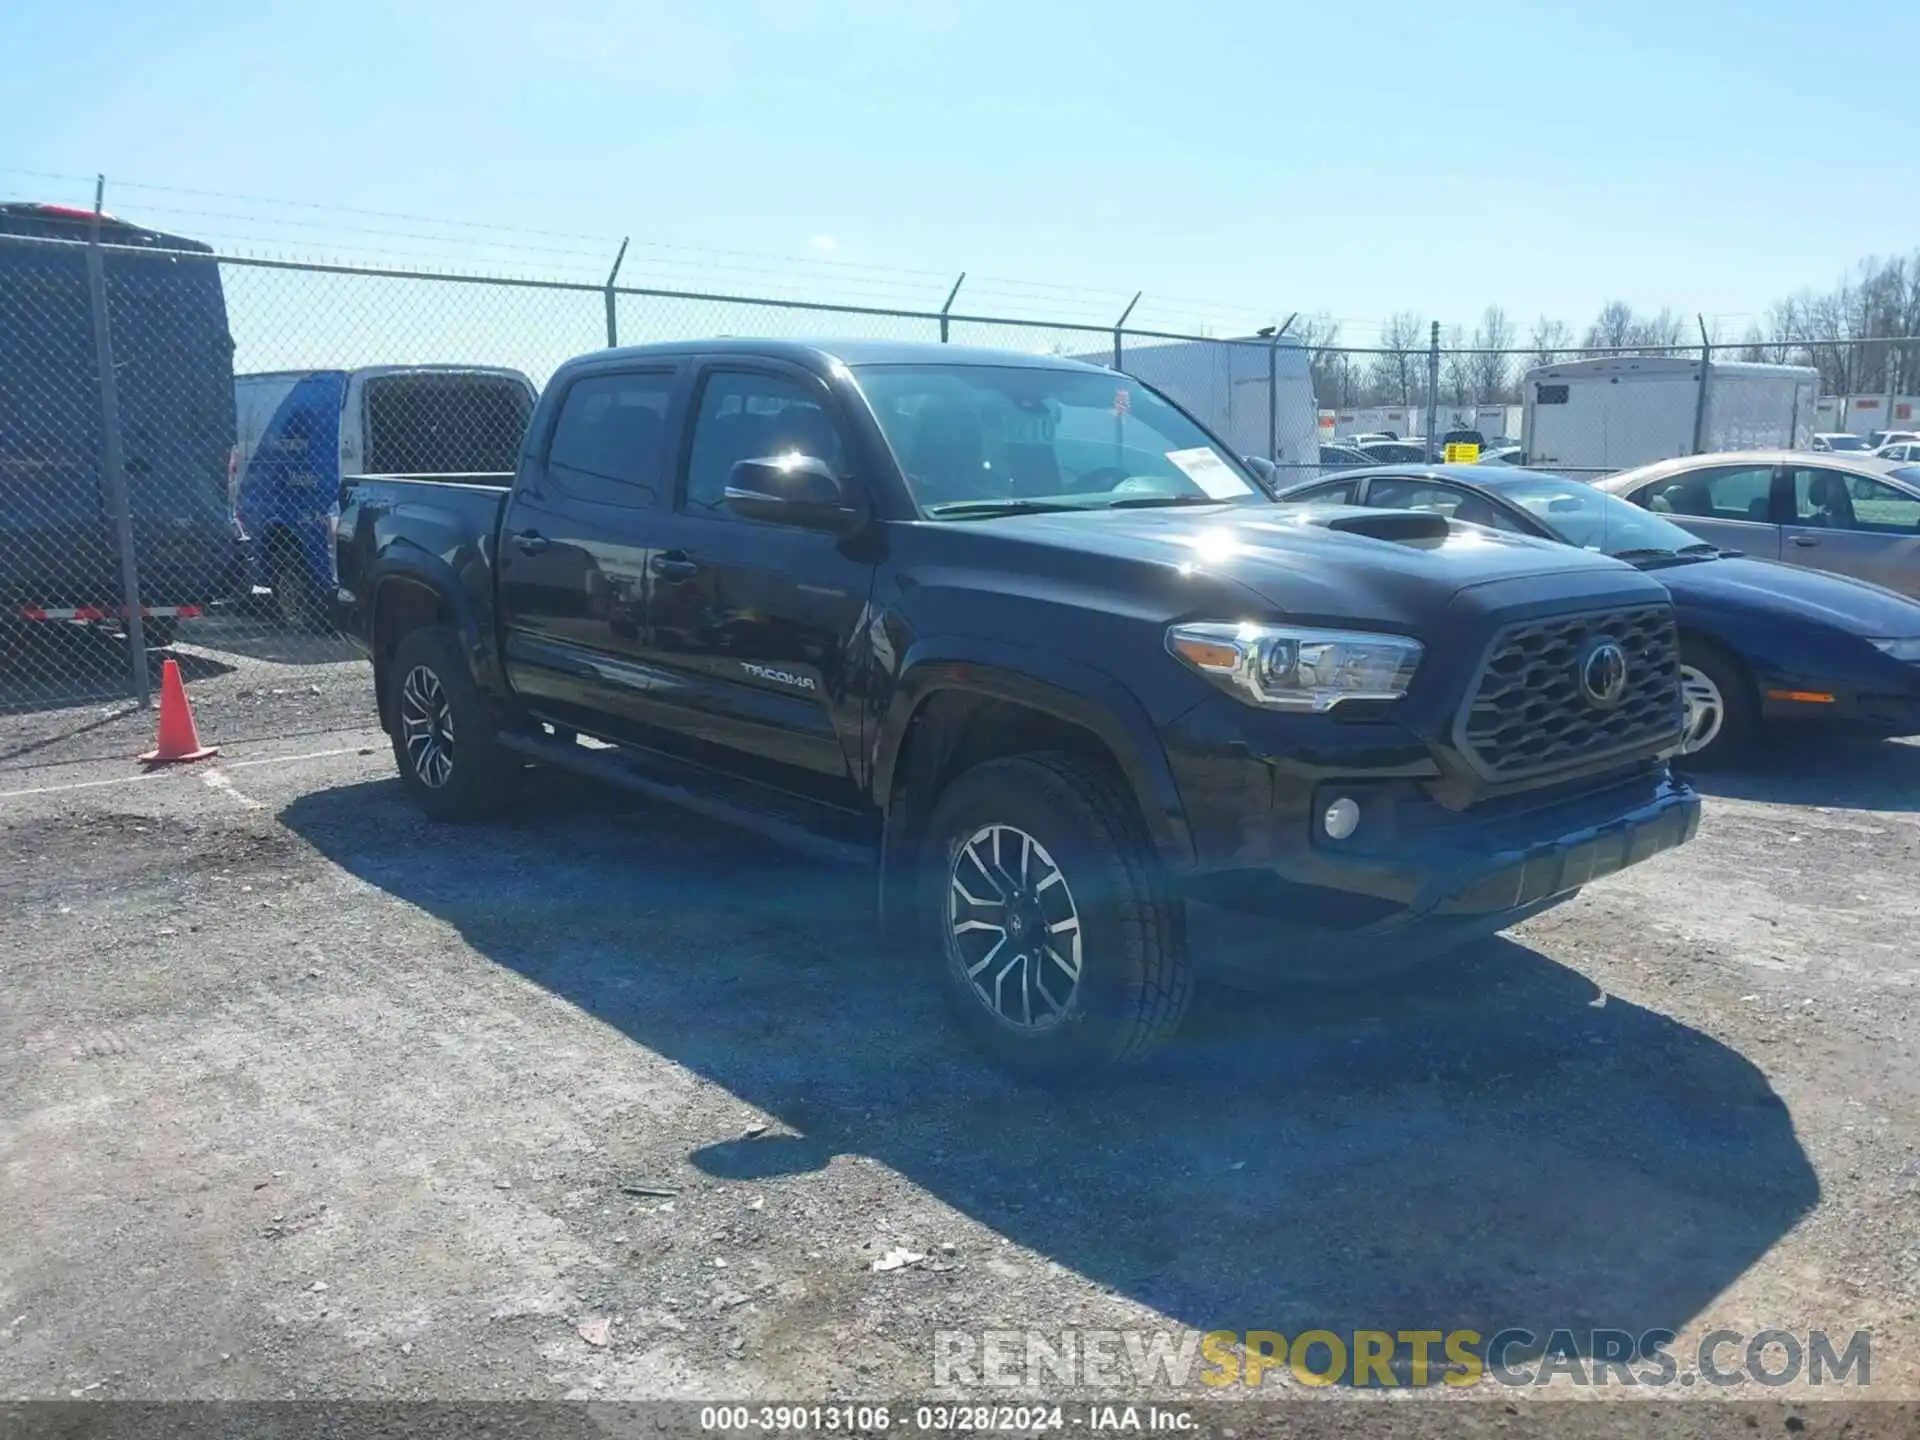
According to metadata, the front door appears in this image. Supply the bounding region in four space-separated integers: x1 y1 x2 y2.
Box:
636 361 875 809
1779 463 1920 598
496 365 681 731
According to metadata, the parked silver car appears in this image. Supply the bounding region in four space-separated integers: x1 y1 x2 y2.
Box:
1596 451 1920 598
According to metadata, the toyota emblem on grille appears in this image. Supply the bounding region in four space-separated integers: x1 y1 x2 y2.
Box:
1579 638 1629 709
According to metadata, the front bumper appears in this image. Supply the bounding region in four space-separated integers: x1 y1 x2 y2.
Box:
1182 768 1701 976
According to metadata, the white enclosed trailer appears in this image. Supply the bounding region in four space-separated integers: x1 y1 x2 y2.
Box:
1521 356 1817 472
1325 405 1423 440
1076 336 1320 477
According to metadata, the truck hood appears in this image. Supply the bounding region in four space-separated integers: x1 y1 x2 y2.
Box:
945 502 1654 631
1661 554 1920 636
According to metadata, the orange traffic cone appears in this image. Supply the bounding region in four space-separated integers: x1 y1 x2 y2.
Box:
140 658 217 765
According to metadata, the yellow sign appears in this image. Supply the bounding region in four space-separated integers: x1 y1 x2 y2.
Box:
1444 443 1481 464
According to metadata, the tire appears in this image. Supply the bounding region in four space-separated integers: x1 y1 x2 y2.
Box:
1676 637 1756 768
269 540 326 632
920 752 1192 1082
387 625 517 821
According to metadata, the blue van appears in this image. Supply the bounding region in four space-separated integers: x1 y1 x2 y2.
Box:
0 203 236 647
233 366 535 628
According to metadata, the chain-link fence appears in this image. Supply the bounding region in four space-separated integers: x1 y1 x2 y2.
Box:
6 211 1919 763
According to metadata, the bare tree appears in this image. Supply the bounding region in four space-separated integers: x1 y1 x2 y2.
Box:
1583 301 1635 354
1290 311 1345 409
1441 325 1473 404
1469 305 1515 402
1527 316 1573 371
1369 311 1427 405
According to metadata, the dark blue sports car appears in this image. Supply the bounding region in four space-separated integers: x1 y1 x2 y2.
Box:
1278 464 1920 765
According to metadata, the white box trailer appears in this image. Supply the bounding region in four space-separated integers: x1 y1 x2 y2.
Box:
1836 394 1920 441
1077 336 1320 474
1326 405 1423 440
1521 356 1818 472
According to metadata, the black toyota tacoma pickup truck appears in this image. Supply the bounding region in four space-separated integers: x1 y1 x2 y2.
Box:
335 340 1700 1080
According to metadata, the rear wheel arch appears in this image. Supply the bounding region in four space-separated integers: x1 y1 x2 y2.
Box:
372 576 457 729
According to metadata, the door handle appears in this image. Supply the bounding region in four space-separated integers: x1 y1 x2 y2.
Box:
510 529 550 555
650 551 699 580
1790 535 1821 548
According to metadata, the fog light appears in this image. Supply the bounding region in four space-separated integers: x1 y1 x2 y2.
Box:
1323 797 1361 840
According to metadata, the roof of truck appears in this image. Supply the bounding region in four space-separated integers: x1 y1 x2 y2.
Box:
573 339 1112 372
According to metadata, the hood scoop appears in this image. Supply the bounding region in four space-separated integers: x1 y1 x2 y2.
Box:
1309 506 1452 543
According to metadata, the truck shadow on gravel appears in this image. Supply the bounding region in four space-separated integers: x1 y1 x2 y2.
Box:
284 775 1819 1360
1686 735 1920 812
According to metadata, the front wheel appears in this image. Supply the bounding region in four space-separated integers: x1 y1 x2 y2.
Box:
1676 639 1755 767
387 625 516 821
920 752 1192 1082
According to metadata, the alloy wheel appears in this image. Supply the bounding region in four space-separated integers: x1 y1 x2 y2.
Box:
945 823 1083 1031
399 664 455 788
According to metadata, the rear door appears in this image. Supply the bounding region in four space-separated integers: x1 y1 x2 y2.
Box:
1779 463 1920 597
1620 462 1783 559
496 364 683 730
632 359 874 808
0 234 103 607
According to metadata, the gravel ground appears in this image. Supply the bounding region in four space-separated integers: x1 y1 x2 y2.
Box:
1 701 1917 1420
1 612 372 771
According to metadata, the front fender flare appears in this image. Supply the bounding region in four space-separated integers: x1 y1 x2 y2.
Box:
875 637 1196 872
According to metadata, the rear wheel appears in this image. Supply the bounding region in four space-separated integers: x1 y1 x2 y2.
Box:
920 752 1192 1082
269 539 326 632
1677 638 1755 768
388 625 516 821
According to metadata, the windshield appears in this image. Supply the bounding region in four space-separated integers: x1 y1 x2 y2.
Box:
852 363 1263 516
1487 474 1709 556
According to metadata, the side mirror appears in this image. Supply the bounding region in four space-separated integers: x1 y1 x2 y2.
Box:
723 455 861 533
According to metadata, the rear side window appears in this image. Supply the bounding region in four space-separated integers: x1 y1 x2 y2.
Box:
1645 465 1775 522
363 373 533 475
546 371 676 507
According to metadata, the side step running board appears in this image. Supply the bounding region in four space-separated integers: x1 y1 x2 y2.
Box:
495 730 877 867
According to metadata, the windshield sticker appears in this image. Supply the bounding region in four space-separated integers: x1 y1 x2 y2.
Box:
1165 446 1252 499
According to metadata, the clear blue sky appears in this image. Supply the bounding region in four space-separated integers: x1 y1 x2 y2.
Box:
4 0 1916 339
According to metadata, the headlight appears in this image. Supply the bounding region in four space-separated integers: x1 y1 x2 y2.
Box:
1167 621 1422 711
1869 637 1920 662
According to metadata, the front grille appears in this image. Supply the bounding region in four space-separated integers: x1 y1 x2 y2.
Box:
1456 604 1682 782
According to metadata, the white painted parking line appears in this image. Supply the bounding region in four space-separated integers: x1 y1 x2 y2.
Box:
202 769 264 810
0 745 374 801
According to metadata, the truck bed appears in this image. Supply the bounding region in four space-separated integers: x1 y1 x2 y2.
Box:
333 473 516 652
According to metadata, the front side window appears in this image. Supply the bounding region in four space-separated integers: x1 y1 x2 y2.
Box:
547 371 674 507
1366 478 1523 533
683 371 847 517
1789 466 1920 533
853 363 1261 515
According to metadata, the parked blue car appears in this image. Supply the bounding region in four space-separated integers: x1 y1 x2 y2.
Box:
1278 463 1920 765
